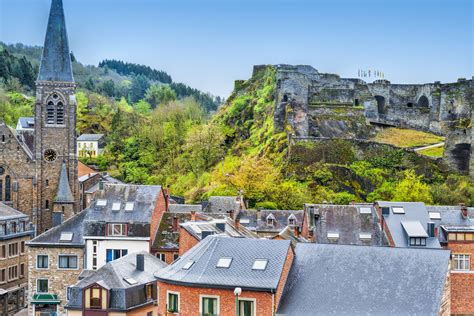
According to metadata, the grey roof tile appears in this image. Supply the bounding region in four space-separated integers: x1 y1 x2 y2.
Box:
0 202 29 220
156 235 291 291
277 243 450 316
55 162 74 202
77 134 104 141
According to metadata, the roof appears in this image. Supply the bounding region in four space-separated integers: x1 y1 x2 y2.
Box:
305 204 386 246
401 221 429 237
37 0 74 83
274 226 308 246
377 201 441 248
78 161 95 178
156 235 291 291
256 210 304 233
277 243 450 316
426 205 474 234
72 252 166 290
77 134 104 141
16 117 34 129
168 204 203 213
0 202 29 221
55 162 74 202
180 217 258 240
152 212 192 250
205 196 243 213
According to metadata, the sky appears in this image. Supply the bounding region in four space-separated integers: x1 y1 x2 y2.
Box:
0 0 472 98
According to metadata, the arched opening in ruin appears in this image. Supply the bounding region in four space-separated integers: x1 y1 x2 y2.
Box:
354 99 359 106
282 94 288 102
407 102 414 107
418 95 429 107
375 95 386 115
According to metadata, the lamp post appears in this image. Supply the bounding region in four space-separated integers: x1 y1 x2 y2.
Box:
234 287 242 316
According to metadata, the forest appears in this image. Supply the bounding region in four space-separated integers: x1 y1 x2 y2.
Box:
1 43 473 208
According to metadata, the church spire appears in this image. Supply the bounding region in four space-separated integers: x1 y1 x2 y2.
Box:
55 162 74 203
37 0 74 83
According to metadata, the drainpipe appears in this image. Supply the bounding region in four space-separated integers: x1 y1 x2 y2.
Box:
272 291 276 316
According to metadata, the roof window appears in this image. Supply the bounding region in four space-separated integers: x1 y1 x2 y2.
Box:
216 257 233 268
124 277 138 285
125 202 134 211
59 232 73 242
359 207 372 214
359 233 372 240
252 259 268 270
112 202 121 211
182 261 195 270
429 212 441 220
96 199 107 206
392 207 405 214
327 232 339 239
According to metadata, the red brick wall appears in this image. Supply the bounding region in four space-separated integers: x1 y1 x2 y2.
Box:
157 282 274 316
150 189 168 246
178 228 199 256
447 241 474 314
275 247 294 309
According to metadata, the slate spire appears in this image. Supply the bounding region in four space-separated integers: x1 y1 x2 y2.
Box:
37 0 74 82
55 162 74 202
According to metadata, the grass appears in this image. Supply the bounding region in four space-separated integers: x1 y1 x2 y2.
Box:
417 146 444 158
373 128 444 148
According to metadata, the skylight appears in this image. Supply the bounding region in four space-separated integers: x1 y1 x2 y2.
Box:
96 199 107 206
359 233 372 240
252 259 268 270
124 277 138 285
59 232 73 242
112 202 121 211
327 233 339 239
182 261 195 270
392 207 405 214
125 202 134 211
429 212 441 220
216 257 233 268
359 207 372 214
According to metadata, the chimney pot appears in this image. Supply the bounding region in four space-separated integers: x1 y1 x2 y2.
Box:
136 254 145 271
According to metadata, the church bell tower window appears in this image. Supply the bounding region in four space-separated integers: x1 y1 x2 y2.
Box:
45 94 66 126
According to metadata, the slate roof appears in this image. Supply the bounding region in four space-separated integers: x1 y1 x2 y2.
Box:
55 162 74 202
256 210 304 233
156 235 291 291
377 201 441 248
205 196 243 213
16 117 34 130
77 134 104 142
277 243 450 316
152 212 192 251
168 204 203 213
274 226 308 246
305 204 386 246
180 217 259 240
426 205 474 243
38 0 74 82
0 202 29 221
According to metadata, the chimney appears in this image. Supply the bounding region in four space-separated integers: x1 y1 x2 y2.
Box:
191 210 197 221
234 217 240 230
227 210 235 220
172 216 179 231
136 254 145 271
460 203 469 219
294 226 300 238
350 200 356 206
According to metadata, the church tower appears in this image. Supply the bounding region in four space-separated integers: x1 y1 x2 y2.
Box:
35 0 78 232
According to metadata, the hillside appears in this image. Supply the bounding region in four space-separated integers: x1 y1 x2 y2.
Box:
0 47 472 207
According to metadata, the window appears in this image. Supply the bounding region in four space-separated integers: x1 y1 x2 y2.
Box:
90 287 102 309
59 255 78 269
10 222 16 234
327 233 339 239
56 102 64 125
60 232 74 242
201 296 219 316
8 265 17 281
45 200 49 209
146 283 153 300
359 207 372 214
112 202 121 211
182 261 195 270
20 263 25 278
147 312 153 316
46 101 55 124
457 233 465 241
453 254 470 271
20 241 25 254
96 199 107 206
106 249 128 263
392 207 405 214
216 257 232 268
429 212 441 220
252 259 268 270
157 253 166 262
8 243 18 257
0 269 5 283
409 237 426 246
288 214 297 226
238 299 255 316
4 175 10 201
167 292 179 313
20 221 26 232
107 223 127 236
0 223 5 235
266 214 276 226
359 233 372 240
173 254 179 261
37 255 49 269
0 245 5 259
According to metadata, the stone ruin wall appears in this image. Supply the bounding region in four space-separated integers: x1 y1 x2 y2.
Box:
270 64 473 176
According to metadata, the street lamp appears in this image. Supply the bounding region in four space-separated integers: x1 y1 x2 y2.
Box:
234 287 242 316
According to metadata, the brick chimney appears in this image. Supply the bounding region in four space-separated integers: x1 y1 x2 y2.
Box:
234 217 240 230
294 226 300 238
460 203 469 219
227 210 235 220
191 210 197 221
172 216 179 231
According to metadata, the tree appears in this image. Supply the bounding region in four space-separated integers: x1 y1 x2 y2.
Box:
392 170 433 204
133 100 152 115
99 80 115 97
145 84 176 108
129 75 150 103
184 123 225 173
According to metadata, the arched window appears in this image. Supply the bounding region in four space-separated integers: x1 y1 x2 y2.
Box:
47 101 55 124
56 101 64 124
418 96 429 108
4 175 11 202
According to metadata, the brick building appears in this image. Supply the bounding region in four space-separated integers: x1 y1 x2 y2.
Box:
0 203 34 315
155 236 293 316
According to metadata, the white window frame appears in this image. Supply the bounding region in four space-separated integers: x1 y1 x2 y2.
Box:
157 253 166 262
199 294 220 316
453 254 471 271
36 278 49 293
58 254 79 270
7 265 18 281
107 223 127 236
238 297 257 316
36 254 49 270
166 290 180 313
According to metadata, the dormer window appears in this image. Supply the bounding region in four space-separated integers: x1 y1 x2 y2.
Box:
266 214 276 226
409 237 427 246
107 223 127 236
288 214 297 226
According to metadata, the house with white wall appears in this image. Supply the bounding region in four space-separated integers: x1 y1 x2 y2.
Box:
77 134 105 158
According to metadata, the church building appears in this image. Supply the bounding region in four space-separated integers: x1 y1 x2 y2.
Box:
0 0 78 234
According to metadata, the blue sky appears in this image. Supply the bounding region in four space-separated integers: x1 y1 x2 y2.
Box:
1 0 472 97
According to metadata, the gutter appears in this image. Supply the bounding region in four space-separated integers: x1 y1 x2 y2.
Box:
155 277 276 293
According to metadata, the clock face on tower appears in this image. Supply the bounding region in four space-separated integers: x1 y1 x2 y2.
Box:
44 149 57 162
